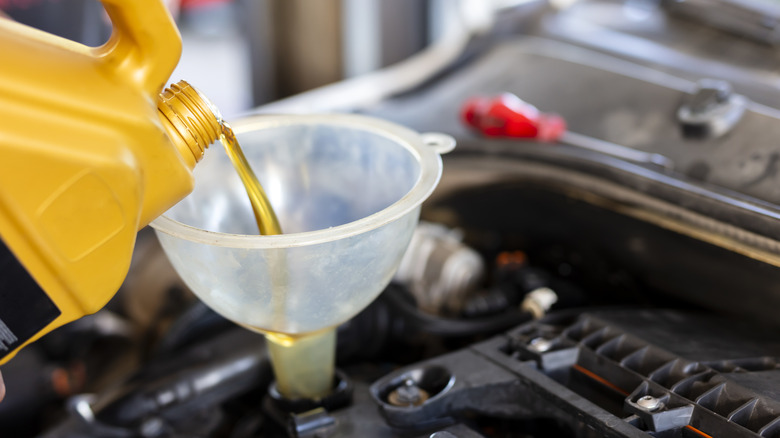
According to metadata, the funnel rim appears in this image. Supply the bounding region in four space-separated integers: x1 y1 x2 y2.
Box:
150 113 444 248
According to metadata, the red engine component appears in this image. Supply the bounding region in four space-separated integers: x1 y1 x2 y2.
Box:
461 93 566 142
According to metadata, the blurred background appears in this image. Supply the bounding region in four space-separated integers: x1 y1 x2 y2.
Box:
6 0 780 115
1 0 480 117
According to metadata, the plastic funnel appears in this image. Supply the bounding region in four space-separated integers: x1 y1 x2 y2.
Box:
151 114 451 336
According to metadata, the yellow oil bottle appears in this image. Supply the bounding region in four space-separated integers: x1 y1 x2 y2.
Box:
0 0 222 363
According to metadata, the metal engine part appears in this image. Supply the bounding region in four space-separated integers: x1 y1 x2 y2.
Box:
393 222 485 315
677 78 747 139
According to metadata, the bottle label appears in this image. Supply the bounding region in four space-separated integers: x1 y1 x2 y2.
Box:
0 238 61 360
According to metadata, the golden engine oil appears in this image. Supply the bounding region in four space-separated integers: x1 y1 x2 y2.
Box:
0 0 222 364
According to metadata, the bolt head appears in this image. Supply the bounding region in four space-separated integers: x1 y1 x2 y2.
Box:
387 379 430 407
140 417 165 437
528 337 553 353
637 395 661 411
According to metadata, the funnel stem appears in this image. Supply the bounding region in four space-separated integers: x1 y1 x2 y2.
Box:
265 328 336 400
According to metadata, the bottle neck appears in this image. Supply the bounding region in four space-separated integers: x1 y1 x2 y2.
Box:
157 80 222 169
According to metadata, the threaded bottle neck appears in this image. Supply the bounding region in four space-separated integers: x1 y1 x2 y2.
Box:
157 80 222 167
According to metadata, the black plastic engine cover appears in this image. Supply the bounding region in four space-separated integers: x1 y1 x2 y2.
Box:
369 309 780 437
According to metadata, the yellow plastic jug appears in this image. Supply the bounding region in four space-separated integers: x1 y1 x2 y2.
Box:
0 0 222 363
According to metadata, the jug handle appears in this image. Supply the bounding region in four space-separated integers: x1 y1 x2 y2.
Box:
94 0 182 94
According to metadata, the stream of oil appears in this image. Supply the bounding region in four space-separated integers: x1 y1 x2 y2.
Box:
219 123 334 399
219 122 282 235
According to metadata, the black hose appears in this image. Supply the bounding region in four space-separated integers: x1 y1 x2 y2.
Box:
96 329 269 428
155 301 234 355
383 285 533 337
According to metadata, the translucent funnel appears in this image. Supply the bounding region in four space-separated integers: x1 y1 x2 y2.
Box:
151 114 451 397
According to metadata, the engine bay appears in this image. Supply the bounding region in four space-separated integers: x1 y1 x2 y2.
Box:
5 1 780 437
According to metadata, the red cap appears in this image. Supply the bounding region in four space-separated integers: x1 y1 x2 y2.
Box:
461 93 566 142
